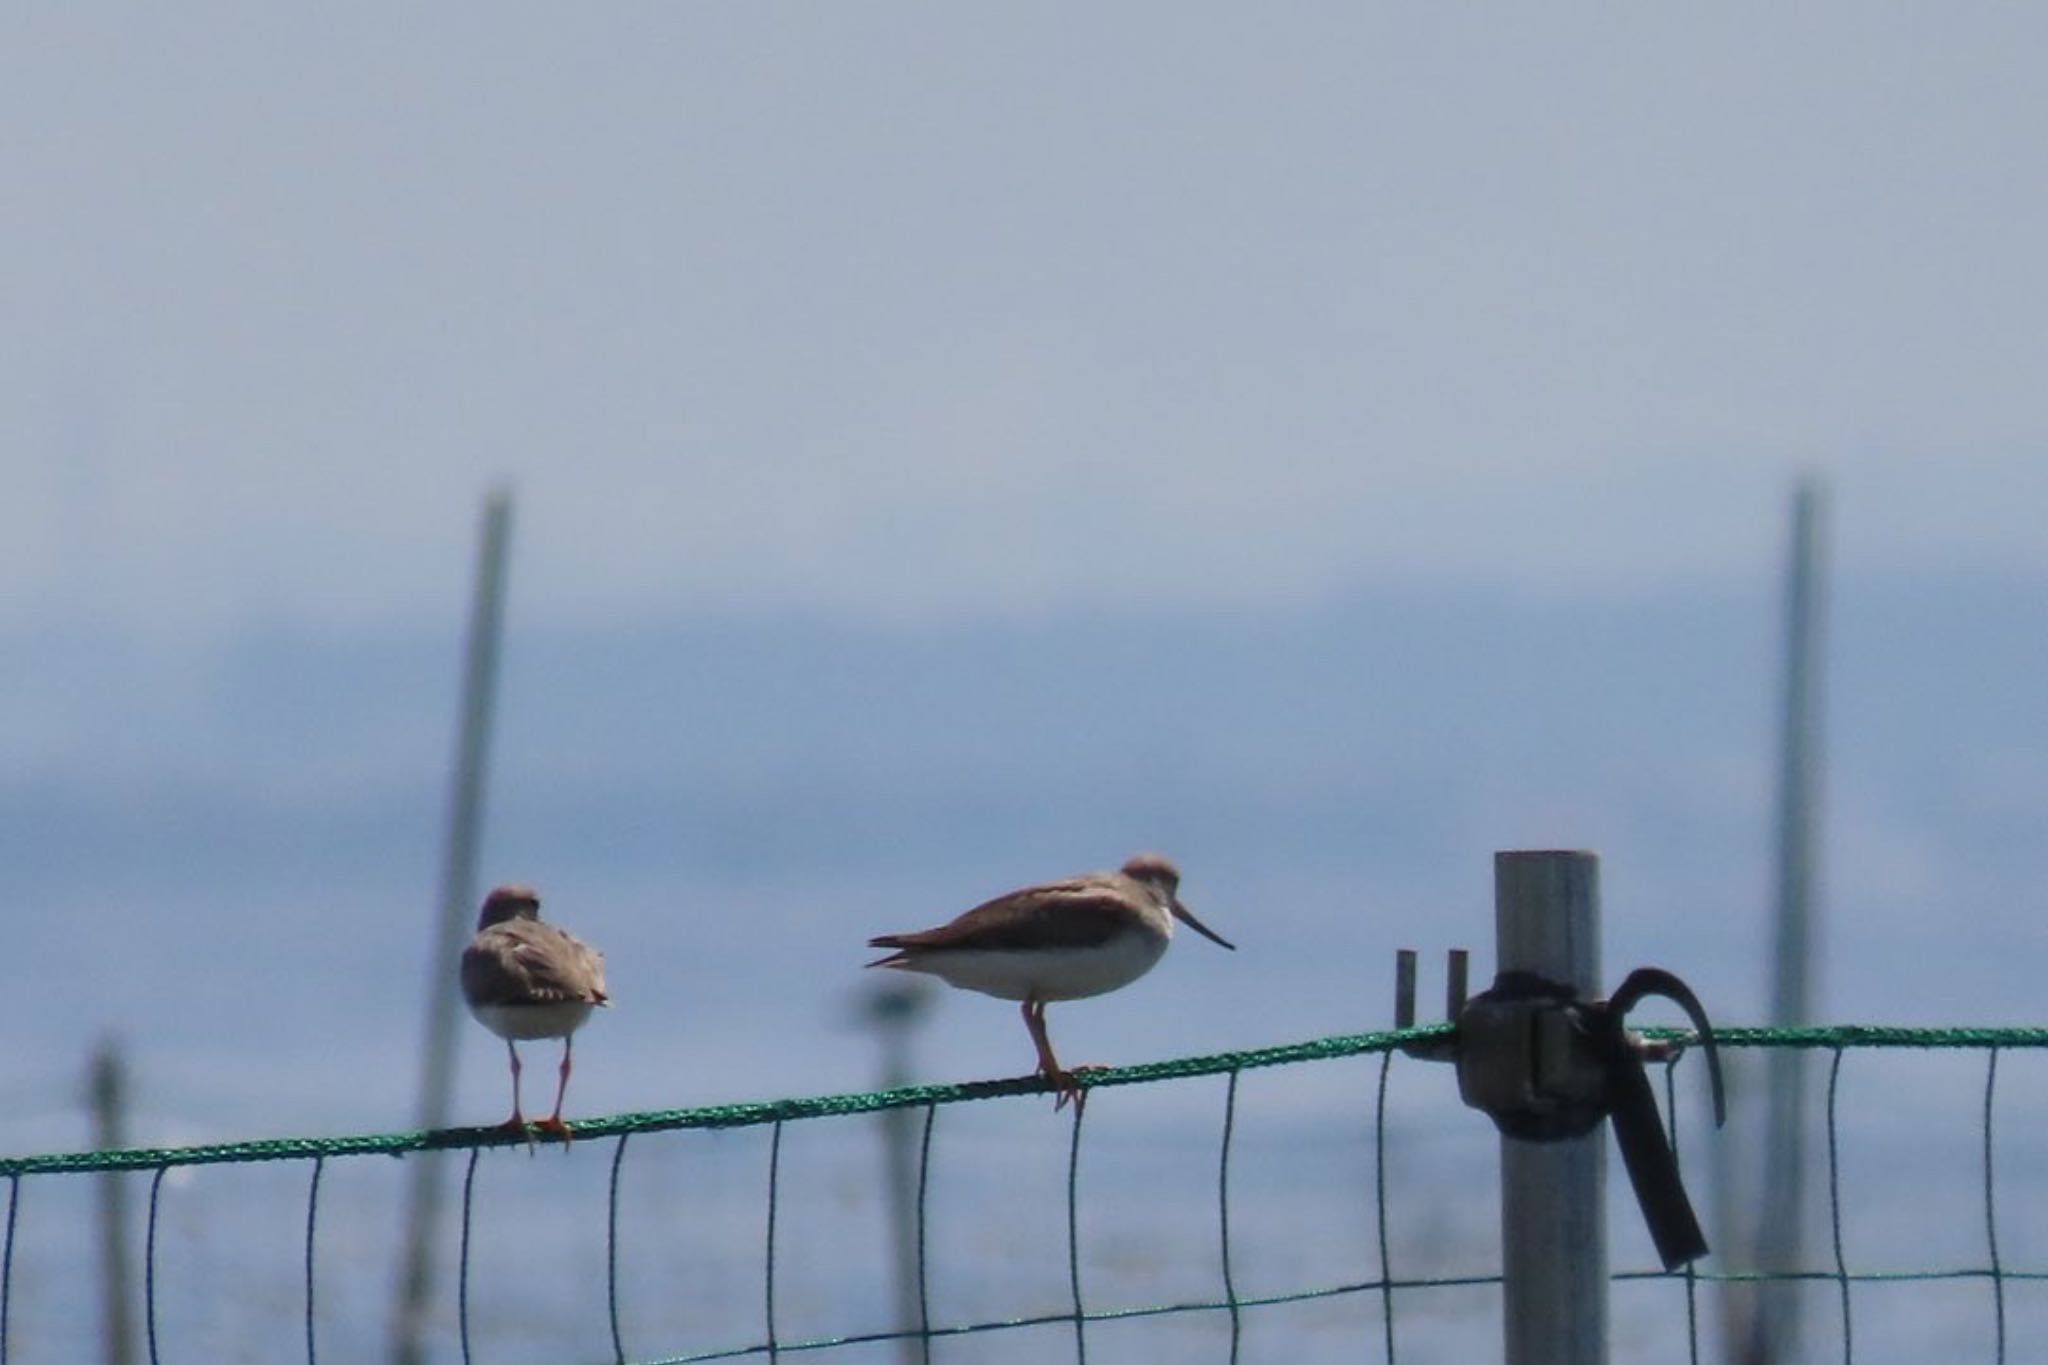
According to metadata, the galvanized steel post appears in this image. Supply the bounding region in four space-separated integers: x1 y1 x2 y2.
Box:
1495 850 1608 1365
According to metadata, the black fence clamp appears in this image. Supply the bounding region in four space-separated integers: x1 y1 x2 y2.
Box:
1398 951 1727 1271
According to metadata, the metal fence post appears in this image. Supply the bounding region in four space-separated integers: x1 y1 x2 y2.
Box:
1496 850 1608 1365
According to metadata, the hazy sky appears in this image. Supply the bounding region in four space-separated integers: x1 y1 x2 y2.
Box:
7 6 2047 631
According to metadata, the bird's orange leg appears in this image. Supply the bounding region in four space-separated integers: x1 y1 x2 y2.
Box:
1021 1000 1084 1110
500 1041 537 1151
533 1036 576 1145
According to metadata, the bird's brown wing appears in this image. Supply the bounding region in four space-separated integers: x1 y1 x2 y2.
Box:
462 919 609 1008
868 876 1136 958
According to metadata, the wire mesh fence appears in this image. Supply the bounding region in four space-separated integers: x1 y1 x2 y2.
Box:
3 1024 2044 1363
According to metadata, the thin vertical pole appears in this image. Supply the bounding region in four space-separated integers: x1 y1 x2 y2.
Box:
1495 850 1607 1365
90 1040 136 1365
1750 479 1827 1364
861 981 933 1365
390 489 515 1365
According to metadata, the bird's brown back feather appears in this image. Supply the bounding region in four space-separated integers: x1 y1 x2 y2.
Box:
462 918 609 1009
867 877 1147 959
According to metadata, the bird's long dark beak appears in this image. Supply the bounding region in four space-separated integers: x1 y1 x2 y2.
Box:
1173 900 1235 950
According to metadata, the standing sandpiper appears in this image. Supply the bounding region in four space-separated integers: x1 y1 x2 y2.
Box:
461 884 610 1143
866 854 1233 1108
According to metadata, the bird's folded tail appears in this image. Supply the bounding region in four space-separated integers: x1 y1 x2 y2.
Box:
864 943 912 969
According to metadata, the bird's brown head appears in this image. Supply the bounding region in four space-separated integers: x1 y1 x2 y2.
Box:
1124 853 1235 951
1121 853 1181 896
477 884 542 930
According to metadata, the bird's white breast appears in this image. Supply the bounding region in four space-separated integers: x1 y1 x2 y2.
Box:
469 999 596 1042
897 928 1171 1003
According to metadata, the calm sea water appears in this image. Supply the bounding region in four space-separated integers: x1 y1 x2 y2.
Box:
8 852 2047 1363
7 579 2046 1358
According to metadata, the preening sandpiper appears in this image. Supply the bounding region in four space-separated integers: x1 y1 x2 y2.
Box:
866 854 1234 1108
461 884 610 1144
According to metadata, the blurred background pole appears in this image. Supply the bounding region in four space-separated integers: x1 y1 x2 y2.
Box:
390 489 514 1365
89 1039 136 1365
1495 850 1607 1365
860 979 935 1365
1746 479 1828 1365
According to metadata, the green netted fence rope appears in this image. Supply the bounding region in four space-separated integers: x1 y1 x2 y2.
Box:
0 1025 1436 1178
5 1022 2046 1365
5 1023 2043 1179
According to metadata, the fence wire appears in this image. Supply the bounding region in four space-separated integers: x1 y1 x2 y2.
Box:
2 1024 2043 1364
